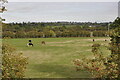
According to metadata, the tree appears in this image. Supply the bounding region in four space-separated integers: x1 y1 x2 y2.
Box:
2 31 15 38
49 30 56 37
73 17 120 79
2 21 109 38
110 17 120 29
0 0 8 13
0 0 8 78
109 17 120 79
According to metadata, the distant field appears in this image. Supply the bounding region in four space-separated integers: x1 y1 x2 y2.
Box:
3 37 111 78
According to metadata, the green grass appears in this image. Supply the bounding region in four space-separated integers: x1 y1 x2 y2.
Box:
3 37 111 78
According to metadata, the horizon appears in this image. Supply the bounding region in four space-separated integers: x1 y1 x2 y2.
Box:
4 21 111 24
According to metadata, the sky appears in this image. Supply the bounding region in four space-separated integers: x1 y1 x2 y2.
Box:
118 2 120 17
8 0 120 2
2 1 119 23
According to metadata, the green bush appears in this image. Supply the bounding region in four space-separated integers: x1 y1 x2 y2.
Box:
2 43 16 54
73 43 119 78
2 43 28 78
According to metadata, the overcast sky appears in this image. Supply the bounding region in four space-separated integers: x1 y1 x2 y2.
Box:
8 0 120 2
2 2 118 23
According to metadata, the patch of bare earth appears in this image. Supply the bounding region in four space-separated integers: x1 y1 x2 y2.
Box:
47 40 81 44
48 45 65 46
21 50 52 64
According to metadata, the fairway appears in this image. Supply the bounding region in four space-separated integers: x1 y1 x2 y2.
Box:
3 37 111 78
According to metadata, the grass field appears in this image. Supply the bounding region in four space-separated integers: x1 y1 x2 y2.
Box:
3 37 111 78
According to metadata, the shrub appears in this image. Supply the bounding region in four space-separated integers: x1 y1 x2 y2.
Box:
73 43 119 78
2 43 28 78
2 43 16 54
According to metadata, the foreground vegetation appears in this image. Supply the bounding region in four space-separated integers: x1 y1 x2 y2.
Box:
2 43 28 78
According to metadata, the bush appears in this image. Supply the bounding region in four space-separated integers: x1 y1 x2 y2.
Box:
2 43 28 78
73 43 119 78
2 43 16 54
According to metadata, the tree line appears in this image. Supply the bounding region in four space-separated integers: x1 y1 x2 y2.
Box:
2 22 111 38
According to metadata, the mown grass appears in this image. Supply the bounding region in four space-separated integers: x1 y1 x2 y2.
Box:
3 37 111 78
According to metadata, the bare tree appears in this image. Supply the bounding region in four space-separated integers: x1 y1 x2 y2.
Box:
0 0 8 13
